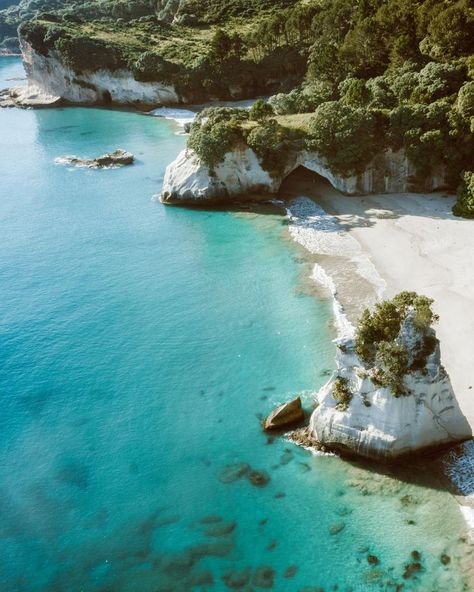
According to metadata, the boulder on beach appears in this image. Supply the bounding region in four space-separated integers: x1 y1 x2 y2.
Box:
264 396 304 431
55 149 134 169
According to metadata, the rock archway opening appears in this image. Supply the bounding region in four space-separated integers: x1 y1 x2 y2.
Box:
101 90 112 105
277 165 340 201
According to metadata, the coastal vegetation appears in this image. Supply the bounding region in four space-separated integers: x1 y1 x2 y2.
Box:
8 0 474 207
354 292 438 396
332 376 352 411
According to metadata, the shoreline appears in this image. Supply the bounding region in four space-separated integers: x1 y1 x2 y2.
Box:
278 167 474 542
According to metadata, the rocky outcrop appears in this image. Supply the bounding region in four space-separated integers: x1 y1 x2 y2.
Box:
55 149 134 168
0 84 61 108
264 397 304 431
160 146 448 204
160 148 276 204
309 315 472 461
19 40 180 107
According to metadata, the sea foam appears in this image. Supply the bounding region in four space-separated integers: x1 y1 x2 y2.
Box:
286 196 386 337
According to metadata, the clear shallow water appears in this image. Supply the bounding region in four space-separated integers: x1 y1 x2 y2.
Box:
0 58 471 592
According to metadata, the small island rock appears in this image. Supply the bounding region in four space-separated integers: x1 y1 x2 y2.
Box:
55 149 134 169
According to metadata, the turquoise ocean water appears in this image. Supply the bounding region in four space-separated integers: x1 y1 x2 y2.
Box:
0 58 471 592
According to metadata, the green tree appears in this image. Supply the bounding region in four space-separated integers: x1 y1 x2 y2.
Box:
307 101 380 176
249 99 274 122
453 171 474 218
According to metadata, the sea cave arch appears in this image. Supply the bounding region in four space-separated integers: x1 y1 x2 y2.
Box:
278 164 351 199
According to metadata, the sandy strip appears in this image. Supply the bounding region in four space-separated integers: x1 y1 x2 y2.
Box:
280 169 474 537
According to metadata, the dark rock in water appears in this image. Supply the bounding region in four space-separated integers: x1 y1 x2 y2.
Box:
252 566 275 588
222 568 251 589
266 540 278 551
279 450 293 465
299 588 325 592
284 565 298 578
204 520 236 537
247 469 270 487
367 555 380 565
198 515 223 524
189 541 234 561
264 396 304 431
259 518 268 526
219 463 250 484
440 553 451 565
410 550 421 561
56 149 134 169
298 462 311 473
191 571 214 586
402 561 422 579
155 515 180 528
274 491 286 499
329 522 345 535
288 426 324 450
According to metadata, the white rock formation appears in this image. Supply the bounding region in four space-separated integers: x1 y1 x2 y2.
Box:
160 147 277 204
310 314 472 461
160 145 448 204
19 40 180 106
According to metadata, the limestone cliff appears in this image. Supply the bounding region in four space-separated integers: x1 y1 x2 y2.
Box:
309 313 471 461
160 146 448 204
18 40 180 107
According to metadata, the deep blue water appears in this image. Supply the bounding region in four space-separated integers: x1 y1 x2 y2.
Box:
0 58 471 592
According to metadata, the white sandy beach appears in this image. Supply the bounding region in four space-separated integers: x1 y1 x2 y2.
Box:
281 170 474 430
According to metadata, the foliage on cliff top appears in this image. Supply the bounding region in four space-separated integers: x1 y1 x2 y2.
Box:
453 171 474 218
13 0 474 180
355 292 439 396
187 108 249 172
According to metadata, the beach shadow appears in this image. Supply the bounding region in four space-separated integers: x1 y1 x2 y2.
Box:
278 166 463 228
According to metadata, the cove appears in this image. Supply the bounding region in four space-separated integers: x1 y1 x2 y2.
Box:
0 58 471 592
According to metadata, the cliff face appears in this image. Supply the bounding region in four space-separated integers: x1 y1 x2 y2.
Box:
160 146 448 204
19 40 180 106
309 316 472 461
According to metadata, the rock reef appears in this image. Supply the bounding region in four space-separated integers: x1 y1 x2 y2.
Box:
55 149 134 169
309 311 471 461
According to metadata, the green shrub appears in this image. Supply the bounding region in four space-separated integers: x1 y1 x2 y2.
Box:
453 171 474 218
307 101 380 176
355 292 437 395
249 99 274 122
247 119 297 174
332 376 352 410
54 35 127 72
131 51 179 83
187 107 248 171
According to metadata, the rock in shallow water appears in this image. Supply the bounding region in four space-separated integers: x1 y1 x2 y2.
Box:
264 396 304 431
55 149 134 169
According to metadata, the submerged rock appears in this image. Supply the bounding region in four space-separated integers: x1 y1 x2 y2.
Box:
264 397 304 431
247 470 271 487
218 463 250 484
204 521 236 537
252 566 275 588
55 149 134 169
